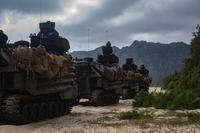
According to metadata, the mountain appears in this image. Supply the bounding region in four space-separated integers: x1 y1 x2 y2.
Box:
71 40 190 86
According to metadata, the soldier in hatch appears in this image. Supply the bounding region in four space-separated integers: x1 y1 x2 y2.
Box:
97 41 119 64
102 41 113 55
138 64 149 77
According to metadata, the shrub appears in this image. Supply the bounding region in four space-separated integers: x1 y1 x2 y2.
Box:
133 89 200 110
187 112 200 123
119 110 153 120
133 91 153 107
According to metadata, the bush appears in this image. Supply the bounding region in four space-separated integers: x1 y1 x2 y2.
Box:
133 91 153 107
133 89 200 110
187 112 200 123
119 110 153 120
163 65 200 95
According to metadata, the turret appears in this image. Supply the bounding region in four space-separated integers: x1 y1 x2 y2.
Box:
97 41 119 64
30 21 70 54
102 41 113 55
126 58 133 64
123 58 137 71
39 21 55 34
139 64 149 76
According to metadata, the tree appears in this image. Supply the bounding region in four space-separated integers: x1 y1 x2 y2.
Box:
190 24 200 66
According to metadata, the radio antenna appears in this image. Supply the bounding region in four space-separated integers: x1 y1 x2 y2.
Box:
105 30 109 41
87 28 90 51
40 0 42 22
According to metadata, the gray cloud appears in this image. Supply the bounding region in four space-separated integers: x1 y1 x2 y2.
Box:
61 0 200 51
0 0 200 51
0 0 65 14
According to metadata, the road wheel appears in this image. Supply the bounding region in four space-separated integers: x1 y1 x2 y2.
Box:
22 104 31 121
48 102 55 118
54 102 59 117
60 102 66 115
39 103 48 120
30 104 39 121
49 101 59 118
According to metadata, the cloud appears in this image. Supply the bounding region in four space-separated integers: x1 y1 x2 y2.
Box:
0 0 101 45
0 0 65 14
61 0 200 51
0 0 200 51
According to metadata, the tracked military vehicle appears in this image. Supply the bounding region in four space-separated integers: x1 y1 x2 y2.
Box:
0 22 77 124
138 64 152 92
121 59 152 99
121 58 141 99
74 42 122 106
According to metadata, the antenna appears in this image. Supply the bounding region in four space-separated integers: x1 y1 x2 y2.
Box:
105 30 108 41
87 28 90 51
39 0 42 45
40 0 42 22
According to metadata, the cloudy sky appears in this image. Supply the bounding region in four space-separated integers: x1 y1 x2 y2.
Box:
0 0 199 51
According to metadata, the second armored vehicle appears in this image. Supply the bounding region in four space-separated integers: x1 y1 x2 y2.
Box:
74 42 122 106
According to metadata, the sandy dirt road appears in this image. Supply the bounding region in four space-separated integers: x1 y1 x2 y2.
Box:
0 87 200 133
0 100 132 133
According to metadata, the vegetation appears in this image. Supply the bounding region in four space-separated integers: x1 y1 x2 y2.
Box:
163 65 200 94
133 90 200 110
187 112 200 123
133 25 200 110
163 24 200 93
118 109 153 120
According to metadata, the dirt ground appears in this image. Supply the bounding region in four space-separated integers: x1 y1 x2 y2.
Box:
0 87 200 133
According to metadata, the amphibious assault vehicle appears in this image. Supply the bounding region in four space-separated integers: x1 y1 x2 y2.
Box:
121 58 152 99
74 42 122 106
0 22 77 124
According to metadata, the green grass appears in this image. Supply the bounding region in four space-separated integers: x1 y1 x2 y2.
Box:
118 110 153 120
187 112 200 123
118 109 200 125
133 90 200 110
